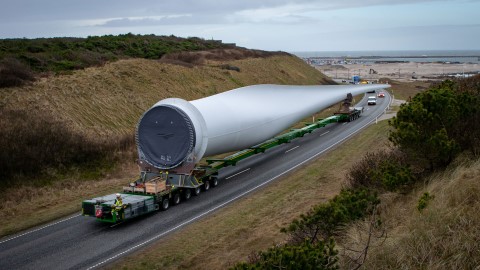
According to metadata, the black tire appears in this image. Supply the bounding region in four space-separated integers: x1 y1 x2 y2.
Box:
183 189 192 200
193 186 201 196
211 177 218 187
203 180 210 191
161 197 169 210
172 193 181 205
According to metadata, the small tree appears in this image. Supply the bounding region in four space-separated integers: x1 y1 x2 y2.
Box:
389 81 461 170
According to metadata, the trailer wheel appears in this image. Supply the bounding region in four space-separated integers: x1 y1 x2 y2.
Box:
203 180 210 191
211 177 218 187
161 197 170 210
193 186 201 196
172 193 181 205
183 189 192 200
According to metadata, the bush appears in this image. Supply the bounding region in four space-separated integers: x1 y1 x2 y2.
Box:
417 192 435 212
0 58 35 88
450 75 480 156
0 108 134 185
282 189 380 244
159 51 206 67
389 78 480 170
232 239 339 270
346 150 415 191
0 34 256 88
220 64 241 72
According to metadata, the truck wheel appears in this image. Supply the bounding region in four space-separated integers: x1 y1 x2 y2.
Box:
203 180 210 191
193 186 201 196
161 197 169 210
211 178 218 187
172 193 181 205
183 189 192 200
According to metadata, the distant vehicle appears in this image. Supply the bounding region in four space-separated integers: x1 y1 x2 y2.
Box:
377 92 385 98
352 75 360 84
367 96 377 105
367 89 376 93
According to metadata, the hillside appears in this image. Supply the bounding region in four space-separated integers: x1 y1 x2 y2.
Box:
0 51 333 236
1 53 332 137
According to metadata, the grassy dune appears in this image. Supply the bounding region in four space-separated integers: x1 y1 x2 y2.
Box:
361 157 480 269
0 55 331 136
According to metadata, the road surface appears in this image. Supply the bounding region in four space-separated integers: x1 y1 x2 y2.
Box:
0 91 391 270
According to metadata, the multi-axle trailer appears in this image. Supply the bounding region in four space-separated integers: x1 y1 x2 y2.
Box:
81 105 363 223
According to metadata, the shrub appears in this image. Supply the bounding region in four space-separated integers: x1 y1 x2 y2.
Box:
0 57 35 88
417 192 435 212
389 79 480 170
159 51 206 67
346 150 415 191
220 64 241 72
0 34 256 88
232 239 339 270
0 108 134 185
282 189 380 244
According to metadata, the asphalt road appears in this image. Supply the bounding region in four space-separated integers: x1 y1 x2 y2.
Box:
0 91 391 270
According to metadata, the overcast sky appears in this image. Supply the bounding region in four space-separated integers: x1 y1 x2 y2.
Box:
1 0 479 52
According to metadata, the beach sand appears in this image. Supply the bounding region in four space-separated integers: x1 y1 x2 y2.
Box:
317 62 480 82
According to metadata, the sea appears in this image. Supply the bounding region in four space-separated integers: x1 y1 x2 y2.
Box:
291 50 480 64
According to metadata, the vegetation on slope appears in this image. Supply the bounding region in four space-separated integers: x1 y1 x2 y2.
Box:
106 117 392 270
363 157 480 269
0 34 291 88
0 34 257 87
233 75 480 269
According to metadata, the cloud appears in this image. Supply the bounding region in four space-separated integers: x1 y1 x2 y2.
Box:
90 15 194 27
1 0 466 24
1 0 479 51
230 3 319 24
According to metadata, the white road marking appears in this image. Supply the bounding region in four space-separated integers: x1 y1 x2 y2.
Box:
225 168 251 180
110 221 125 228
285 145 300 153
0 214 82 244
320 131 330 136
342 122 347 125
85 100 390 270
